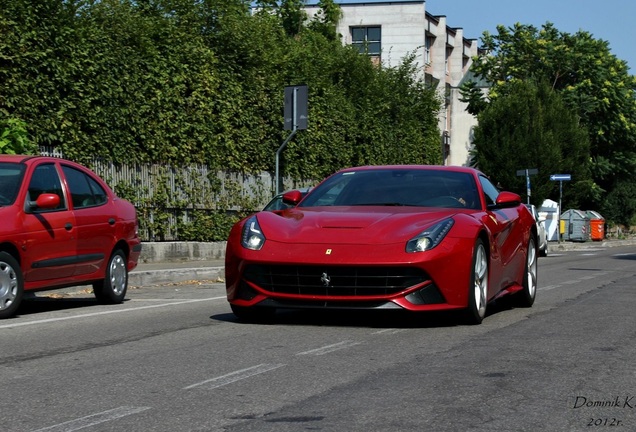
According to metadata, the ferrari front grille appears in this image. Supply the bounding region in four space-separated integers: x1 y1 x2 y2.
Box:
243 264 429 297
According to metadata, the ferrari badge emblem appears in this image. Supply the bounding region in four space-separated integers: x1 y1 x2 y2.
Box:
321 272 331 287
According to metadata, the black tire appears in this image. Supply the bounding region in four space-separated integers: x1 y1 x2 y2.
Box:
230 304 276 323
464 239 488 325
515 237 538 307
0 252 24 319
93 249 128 304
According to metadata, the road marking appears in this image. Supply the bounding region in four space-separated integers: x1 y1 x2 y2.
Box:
0 297 226 329
184 364 285 390
539 270 618 292
296 340 361 356
33 406 151 432
372 328 406 335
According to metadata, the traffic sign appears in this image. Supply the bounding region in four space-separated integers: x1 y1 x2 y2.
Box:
284 85 308 130
550 174 571 181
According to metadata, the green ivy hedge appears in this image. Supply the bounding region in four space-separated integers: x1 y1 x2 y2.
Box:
1 0 443 241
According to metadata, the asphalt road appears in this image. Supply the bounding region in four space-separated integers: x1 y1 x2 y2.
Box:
1 244 635 432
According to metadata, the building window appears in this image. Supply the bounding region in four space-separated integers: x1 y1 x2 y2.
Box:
445 47 453 75
425 35 435 64
351 26 381 59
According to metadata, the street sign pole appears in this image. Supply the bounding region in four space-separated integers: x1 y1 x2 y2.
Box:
549 174 572 244
516 168 538 204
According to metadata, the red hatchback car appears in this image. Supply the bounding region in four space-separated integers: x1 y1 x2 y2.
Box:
0 155 142 318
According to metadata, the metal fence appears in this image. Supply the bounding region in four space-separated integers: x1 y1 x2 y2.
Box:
90 161 274 209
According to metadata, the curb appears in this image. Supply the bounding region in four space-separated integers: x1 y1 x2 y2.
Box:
551 238 636 252
129 265 224 286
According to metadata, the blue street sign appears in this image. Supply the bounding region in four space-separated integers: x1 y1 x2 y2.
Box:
550 174 571 181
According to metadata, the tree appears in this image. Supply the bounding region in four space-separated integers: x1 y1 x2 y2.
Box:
278 0 307 37
471 79 592 208
307 0 342 41
1 0 442 177
463 22 636 223
0 114 38 155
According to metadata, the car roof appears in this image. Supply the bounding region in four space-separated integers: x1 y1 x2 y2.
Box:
337 165 483 176
0 155 38 163
0 155 62 164
0 155 95 172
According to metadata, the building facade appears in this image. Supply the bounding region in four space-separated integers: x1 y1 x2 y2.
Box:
304 0 479 166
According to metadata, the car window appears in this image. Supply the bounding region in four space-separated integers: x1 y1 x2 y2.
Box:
0 163 26 205
263 194 286 211
479 175 499 207
28 163 66 210
62 165 108 209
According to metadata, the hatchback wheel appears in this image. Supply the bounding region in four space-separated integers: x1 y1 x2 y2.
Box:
0 252 24 319
93 249 128 304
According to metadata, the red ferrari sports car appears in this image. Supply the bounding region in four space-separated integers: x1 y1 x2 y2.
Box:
0 155 142 319
225 165 538 324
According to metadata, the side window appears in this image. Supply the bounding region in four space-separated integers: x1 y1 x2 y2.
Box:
0 164 25 205
28 163 66 210
479 175 499 208
62 165 108 209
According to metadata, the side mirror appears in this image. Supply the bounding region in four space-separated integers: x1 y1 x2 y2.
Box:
494 191 522 209
28 193 61 210
282 190 304 206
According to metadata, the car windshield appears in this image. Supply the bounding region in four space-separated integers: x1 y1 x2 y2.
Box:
299 168 481 209
0 163 26 206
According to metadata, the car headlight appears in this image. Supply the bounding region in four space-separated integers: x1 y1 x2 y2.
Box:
406 218 454 252
241 216 266 250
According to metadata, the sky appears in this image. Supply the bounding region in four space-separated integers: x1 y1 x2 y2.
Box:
425 0 635 72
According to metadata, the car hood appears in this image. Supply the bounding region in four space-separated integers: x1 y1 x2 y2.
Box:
257 206 460 245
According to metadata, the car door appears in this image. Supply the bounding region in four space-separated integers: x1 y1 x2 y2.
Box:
61 163 115 277
21 162 77 282
478 175 525 296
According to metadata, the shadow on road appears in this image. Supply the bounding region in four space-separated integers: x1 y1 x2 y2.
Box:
16 294 128 317
211 297 519 328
